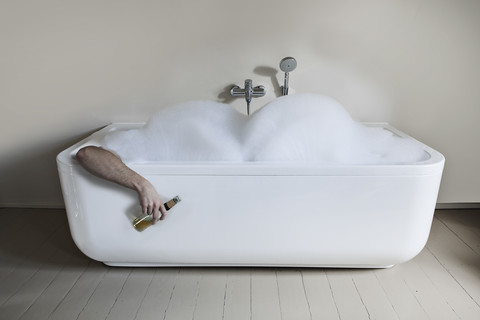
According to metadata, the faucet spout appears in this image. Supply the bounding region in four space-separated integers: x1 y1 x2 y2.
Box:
245 79 253 115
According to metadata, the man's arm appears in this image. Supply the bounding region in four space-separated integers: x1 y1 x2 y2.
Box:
76 146 166 222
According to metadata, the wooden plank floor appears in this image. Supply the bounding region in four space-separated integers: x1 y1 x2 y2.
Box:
0 208 479 320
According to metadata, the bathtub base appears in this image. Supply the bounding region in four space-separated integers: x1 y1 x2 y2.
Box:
104 262 395 269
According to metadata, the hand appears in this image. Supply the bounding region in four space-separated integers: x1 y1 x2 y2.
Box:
134 179 167 224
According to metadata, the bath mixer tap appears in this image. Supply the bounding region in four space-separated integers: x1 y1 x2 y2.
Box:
230 79 266 115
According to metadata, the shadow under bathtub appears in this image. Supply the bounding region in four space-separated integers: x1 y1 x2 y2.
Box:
0 208 93 269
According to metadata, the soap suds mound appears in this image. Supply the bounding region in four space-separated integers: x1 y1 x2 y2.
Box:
244 94 427 164
102 94 428 164
103 100 246 162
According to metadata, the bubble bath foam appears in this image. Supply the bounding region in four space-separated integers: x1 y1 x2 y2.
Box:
57 123 444 267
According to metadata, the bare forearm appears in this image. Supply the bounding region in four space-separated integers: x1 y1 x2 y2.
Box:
76 146 166 220
76 146 143 190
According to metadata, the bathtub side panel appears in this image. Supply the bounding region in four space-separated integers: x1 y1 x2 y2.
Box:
57 160 96 261
64 165 443 267
57 159 133 262
140 173 441 267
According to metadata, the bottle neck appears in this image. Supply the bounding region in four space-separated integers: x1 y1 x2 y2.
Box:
164 195 181 211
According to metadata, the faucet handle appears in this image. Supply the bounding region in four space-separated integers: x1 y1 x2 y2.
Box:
230 85 245 96
252 85 266 97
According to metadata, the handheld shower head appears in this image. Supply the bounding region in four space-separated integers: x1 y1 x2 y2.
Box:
279 57 297 73
279 57 297 95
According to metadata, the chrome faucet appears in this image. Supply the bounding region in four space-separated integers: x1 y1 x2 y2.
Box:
230 79 266 115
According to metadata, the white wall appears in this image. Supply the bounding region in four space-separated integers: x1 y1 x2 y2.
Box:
1 0 479 207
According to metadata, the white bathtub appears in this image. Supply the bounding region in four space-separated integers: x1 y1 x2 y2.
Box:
57 123 444 268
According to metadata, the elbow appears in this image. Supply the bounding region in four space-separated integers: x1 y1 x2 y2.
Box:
76 146 96 165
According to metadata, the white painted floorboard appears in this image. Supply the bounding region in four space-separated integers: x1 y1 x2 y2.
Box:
0 208 479 320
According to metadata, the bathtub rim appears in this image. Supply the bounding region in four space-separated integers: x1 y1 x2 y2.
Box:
57 122 445 177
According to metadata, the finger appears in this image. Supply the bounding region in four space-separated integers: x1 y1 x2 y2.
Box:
147 202 154 216
152 203 160 224
159 204 167 220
